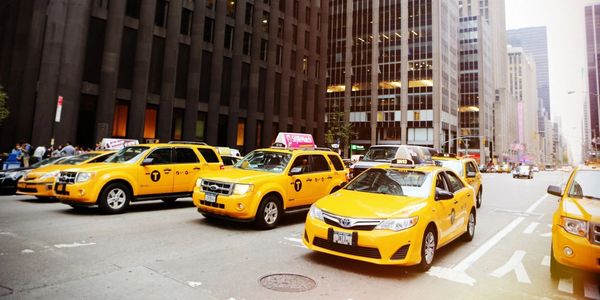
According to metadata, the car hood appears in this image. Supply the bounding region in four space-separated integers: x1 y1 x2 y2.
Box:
24 165 77 180
201 168 281 184
60 162 123 173
315 189 428 219
562 197 600 222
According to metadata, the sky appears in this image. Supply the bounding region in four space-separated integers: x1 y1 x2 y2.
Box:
505 0 598 164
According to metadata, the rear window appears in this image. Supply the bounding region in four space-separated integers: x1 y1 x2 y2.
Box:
198 148 220 163
327 154 345 171
311 155 331 172
175 148 199 163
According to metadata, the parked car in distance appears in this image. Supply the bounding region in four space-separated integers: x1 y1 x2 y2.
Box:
513 165 533 179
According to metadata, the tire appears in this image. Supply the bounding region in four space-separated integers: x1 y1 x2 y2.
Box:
463 209 476 242
417 226 437 272
476 188 482 208
254 195 282 230
513 175 516 179
98 183 131 214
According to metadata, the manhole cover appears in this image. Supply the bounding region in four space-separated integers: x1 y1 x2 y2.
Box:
259 273 316 292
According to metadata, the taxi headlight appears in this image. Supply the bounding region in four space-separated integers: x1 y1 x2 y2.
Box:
7 170 26 180
196 178 203 188
233 184 253 195
560 217 588 237
375 217 418 232
75 172 94 183
308 204 324 221
39 171 59 180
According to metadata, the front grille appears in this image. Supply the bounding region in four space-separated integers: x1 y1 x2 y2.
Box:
18 187 37 193
200 200 225 209
57 172 77 184
313 237 381 259
200 180 233 195
322 211 381 231
591 223 600 245
391 245 410 260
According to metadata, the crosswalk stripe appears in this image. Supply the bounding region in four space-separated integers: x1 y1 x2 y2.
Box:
540 256 550 266
584 280 600 300
523 222 539 234
558 277 574 294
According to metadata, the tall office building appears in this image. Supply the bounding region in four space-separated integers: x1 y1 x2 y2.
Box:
585 4 600 153
507 26 551 138
326 0 460 152
508 46 539 163
0 0 328 153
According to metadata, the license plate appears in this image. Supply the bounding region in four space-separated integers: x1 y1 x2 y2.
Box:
205 192 217 203
332 231 353 246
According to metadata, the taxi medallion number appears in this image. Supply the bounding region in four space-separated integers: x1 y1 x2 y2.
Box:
205 192 217 203
332 230 353 246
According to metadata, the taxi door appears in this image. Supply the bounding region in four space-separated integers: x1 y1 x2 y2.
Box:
433 172 456 245
327 154 349 185
138 148 175 195
443 171 471 239
286 155 316 207
172 147 202 193
304 154 333 204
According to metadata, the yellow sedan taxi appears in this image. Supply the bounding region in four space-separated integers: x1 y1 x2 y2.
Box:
433 154 483 208
17 151 114 199
303 159 476 271
546 163 600 277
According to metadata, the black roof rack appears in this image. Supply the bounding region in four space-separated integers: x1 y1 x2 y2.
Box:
168 141 208 145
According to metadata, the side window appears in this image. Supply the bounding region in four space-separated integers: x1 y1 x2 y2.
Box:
436 173 449 191
290 155 311 174
175 148 199 163
198 148 220 163
466 162 476 174
146 148 173 164
444 172 465 192
311 155 331 172
91 153 112 163
327 154 345 171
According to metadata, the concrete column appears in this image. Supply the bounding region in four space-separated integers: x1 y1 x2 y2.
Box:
370 0 380 146
206 0 227 145
400 0 409 145
315 0 329 145
343 0 353 151
225 1 245 147
277 4 292 133
31 0 68 147
156 0 182 142
262 4 278 147
128 0 157 141
244 3 264 152
94 0 127 143
55 0 93 145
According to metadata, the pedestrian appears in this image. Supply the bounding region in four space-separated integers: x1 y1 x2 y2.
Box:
61 141 75 156
22 142 31 167
10 144 23 167
52 145 63 157
31 144 46 164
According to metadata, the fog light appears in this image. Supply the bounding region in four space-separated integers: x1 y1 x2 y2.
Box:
563 246 574 257
237 203 244 211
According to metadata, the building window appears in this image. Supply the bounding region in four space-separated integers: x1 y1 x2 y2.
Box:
221 57 232 105
305 7 311 25
293 0 299 18
180 8 192 35
313 84 319 122
118 27 137 89
224 25 234 49
274 72 282 114
277 18 284 39
293 24 298 44
276 45 283 66
148 36 165 94
199 50 212 103
288 77 295 116
315 60 319 78
317 13 321 30
240 63 250 109
227 0 236 18
256 120 263 147
290 50 297 70
260 39 268 61
204 17 215 43
125 0 141 18
302 81 307 119
155 0 168 27
144 106 158 139
279 0 285 12
218 115 228 146
172 109 184 140
196 112 207 141
175 44 190 99
262 11 270 33
245 3 253 25
206 0 214 9
258 68 266 113
112 102 129 137
237 119 245 147
243 32 252 55
304 31 310 49
83 17 105 83
302 56 308 74
316 37 320 53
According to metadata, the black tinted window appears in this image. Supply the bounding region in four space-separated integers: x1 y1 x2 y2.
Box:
91 153 113 163
328 154 345 171
290 155 311 174
175 148 199 163
466 162 477 174
222 156 238 166
436 173 449 191
311 155 330 172
198 148 220 163
444 172 464 192
147 148 172 164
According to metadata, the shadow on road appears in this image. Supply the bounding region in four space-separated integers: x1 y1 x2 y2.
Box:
191 209 309 231
19 197 59 204
58 200 195 216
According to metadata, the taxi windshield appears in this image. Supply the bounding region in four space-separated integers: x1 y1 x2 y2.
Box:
435 160 463 176
362 147 399 162
345 169 432 198
105 146 149 163
56 153 98 165
30 156 63 168
568 170 600 200
234 150 291 173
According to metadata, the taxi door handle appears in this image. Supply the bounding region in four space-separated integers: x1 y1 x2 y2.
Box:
193 167 201 170
327 176 333 179
467 193 471 197
164 168 172 172
306 179 313 182
454 200 458 204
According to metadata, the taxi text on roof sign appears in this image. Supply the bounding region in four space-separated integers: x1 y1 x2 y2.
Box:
100 138 139 150
274 132 315 149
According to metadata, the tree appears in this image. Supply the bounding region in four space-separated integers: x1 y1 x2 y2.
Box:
0 85 8 125
324 111 356 157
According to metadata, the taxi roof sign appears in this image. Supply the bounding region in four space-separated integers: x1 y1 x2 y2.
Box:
391 158 416 168
273 132 316 149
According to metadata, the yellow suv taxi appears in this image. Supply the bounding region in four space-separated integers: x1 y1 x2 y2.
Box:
17 151 114 199
433 154 483 208
54 143 224 213
303 159 476 271
546 164 600 277
193 140 348 229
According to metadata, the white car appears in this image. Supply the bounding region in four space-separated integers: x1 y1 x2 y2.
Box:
513 165 533 179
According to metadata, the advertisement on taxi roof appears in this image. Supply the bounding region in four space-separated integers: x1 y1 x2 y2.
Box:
275 132 315 149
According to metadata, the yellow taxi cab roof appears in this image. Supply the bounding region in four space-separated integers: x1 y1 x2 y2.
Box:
253 147 334 155
377 163 440 173
135 143 215 148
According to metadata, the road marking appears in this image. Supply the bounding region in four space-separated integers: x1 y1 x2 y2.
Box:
21 249 34 254
525 194 549 213
281 237 307 249
187 281 202 288
54 242 96 248
523 222 539 234
584 280 600 300
427 267 476 286
540 256 550 266
539 232 551 238
558 277 574 294
489 250 531 284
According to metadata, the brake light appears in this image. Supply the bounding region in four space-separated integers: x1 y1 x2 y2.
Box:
220 164 225 170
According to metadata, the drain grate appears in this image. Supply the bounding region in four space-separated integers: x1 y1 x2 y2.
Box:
259 273 316 292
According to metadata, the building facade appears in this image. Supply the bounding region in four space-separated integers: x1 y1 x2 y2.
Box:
0 0 328 153
325 0 460 153
585 4 600 154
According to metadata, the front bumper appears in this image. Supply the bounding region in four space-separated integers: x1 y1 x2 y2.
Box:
16 180 55 197
192 188 259 220
54 182 98 205
303 216 423 266
552 225 600 273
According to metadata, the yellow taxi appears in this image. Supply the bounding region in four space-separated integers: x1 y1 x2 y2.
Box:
16 151 114 199
546 163 600 277
303 158 476 271
433 154 483 208
54 143 224 213
193 133 348 229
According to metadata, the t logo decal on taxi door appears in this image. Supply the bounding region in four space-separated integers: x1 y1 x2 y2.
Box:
150 170 161 182
294 179 302 192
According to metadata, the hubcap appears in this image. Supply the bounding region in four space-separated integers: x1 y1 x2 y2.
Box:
107 188 126 209
468 213 475 236
264 202 278 224
424 232 435 264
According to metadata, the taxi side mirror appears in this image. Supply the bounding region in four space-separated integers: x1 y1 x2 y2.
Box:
547 185 563 197
289 166 303 176
466 171 476 178
435 188 454 201
141 158 154 166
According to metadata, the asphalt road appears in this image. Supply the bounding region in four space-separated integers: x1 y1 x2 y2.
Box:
0 171 598 299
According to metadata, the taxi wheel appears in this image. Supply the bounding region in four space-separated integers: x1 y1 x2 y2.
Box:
98 183 131 214
476 189 482 208
462 209 476 242
255 196 282 230
417 226 437 272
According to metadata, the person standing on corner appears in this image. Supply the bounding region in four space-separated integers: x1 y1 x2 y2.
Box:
31 144 46 165
61 141 76 156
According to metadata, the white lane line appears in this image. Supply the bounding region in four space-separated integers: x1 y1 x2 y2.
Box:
584 280 600 300
54 242 96 248
540 256 550 267
523 222 539 234
539 232 552 238
187 281 202 288
558 277 574 294
489 250 531 284
526 194 549 213
282 237 307 249
21 249 34 254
